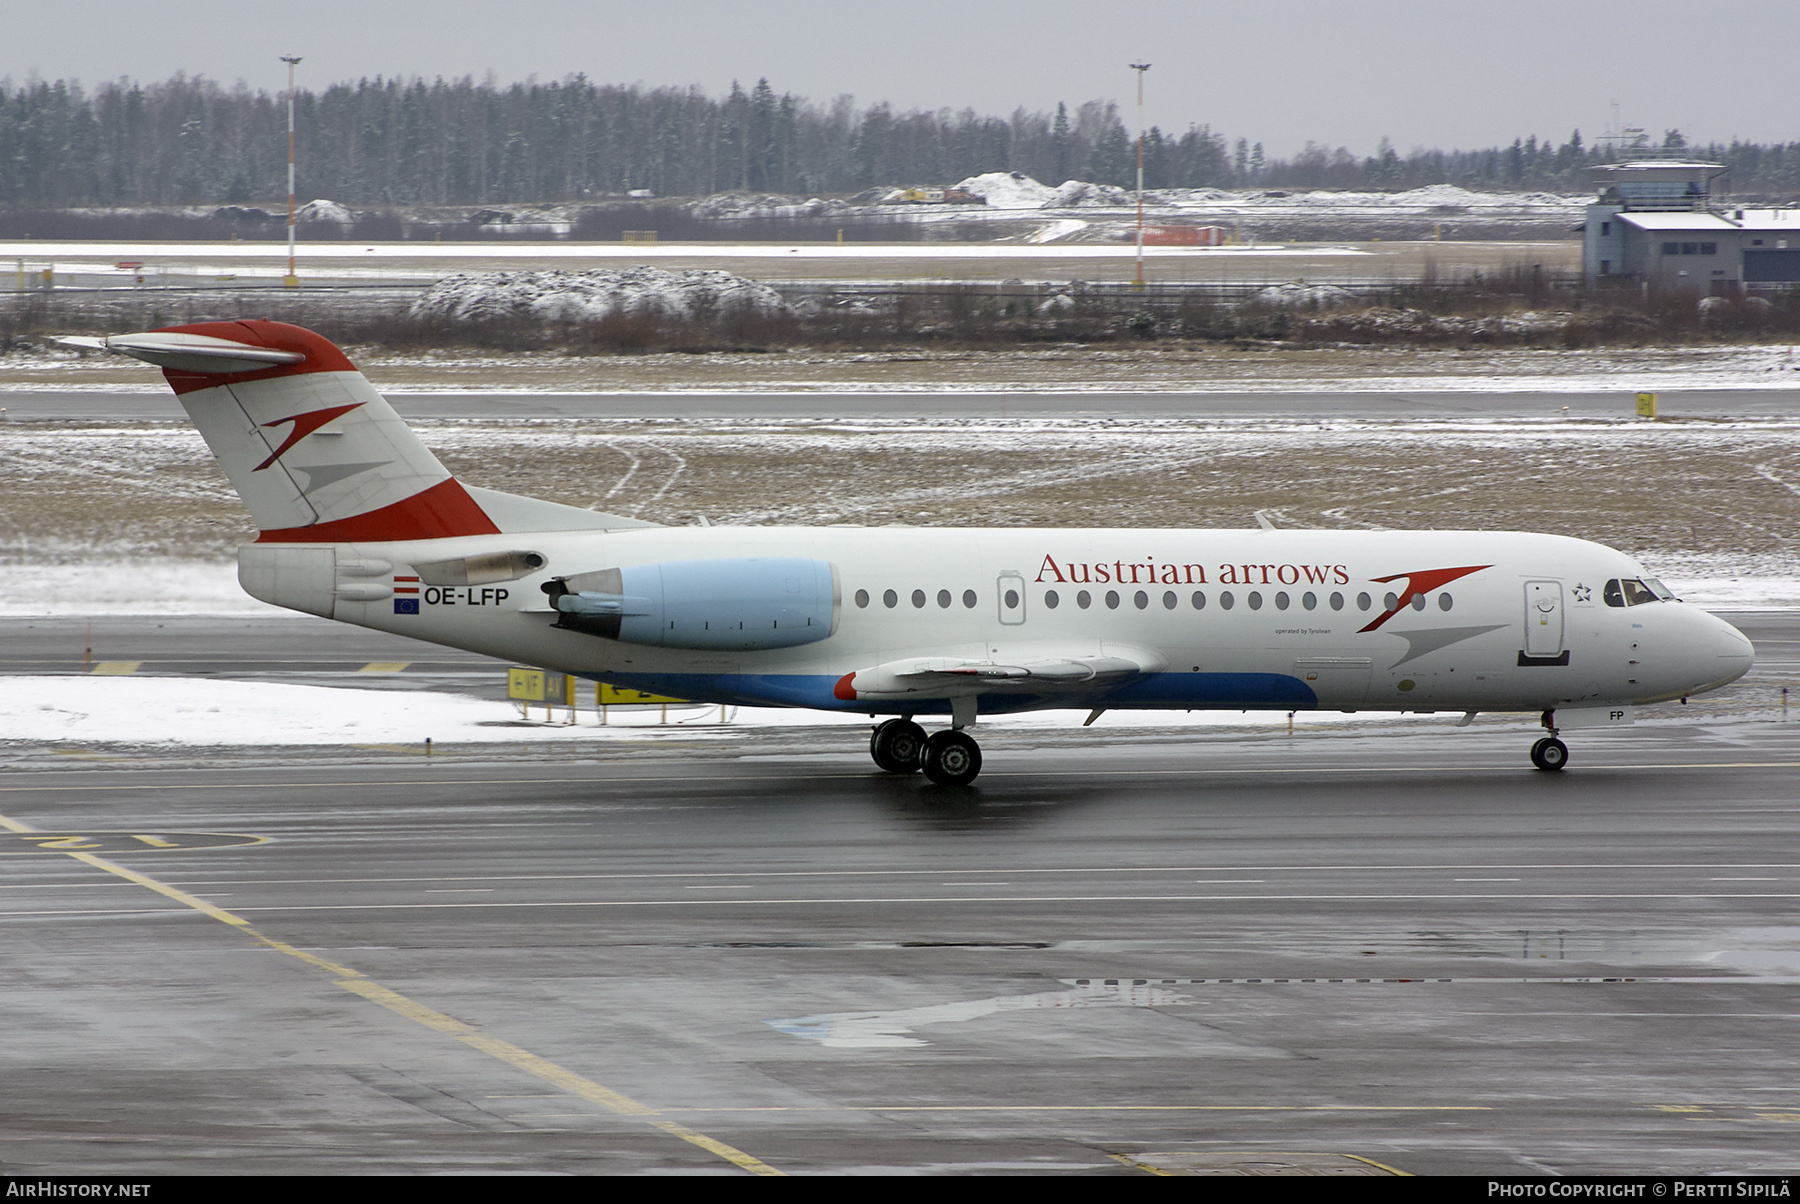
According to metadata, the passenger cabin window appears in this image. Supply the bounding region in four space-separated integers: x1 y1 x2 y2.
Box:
1603 577 1661 607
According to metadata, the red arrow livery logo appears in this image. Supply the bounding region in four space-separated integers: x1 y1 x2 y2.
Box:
253 403 363 471
1358 564 1492 632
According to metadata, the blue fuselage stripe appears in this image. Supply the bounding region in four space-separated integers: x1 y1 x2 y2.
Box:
579 671 1318 713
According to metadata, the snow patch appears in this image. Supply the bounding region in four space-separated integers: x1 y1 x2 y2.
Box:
954 172 1058 210
955 173 1138 211
1025 218 1089 244
1663 577 1800 609
687 193 848 221
407 267 792 325
1296 307 1592 339
1048 179 1134 208
296 199 353 225
1255 282 1358 308
0 561 278 616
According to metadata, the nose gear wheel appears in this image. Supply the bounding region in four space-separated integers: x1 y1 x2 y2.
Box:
1530 736 1569 771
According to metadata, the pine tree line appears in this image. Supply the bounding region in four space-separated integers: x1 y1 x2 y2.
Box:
4 73 1799 208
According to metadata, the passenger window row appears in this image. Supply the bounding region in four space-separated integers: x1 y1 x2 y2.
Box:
1044 588 1454 613
854 588 980 609
849 587 1458 614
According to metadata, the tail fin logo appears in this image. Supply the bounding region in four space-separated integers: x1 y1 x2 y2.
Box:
254 403 364 471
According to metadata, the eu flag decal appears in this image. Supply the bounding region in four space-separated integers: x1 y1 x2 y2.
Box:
394 598 420 615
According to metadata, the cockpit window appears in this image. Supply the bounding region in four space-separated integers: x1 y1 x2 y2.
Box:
1643 577 1677 601
1603 577 1662 607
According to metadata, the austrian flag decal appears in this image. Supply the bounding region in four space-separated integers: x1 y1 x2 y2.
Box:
394 575 420 615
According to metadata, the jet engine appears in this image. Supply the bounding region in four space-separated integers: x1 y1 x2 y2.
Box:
543 557 838 652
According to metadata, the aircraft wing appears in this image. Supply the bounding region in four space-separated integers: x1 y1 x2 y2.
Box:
836 646 1166 702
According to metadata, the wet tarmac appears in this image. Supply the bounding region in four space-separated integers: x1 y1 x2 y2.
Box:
2 613 1799 1175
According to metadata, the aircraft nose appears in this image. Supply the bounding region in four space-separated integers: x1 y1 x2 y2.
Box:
1696 610 1754 689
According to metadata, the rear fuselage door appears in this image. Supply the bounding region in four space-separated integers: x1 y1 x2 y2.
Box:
1524 580 1564 657
997 572 1026 626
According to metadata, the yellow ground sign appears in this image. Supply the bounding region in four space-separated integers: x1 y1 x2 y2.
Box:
1636 392 1658 418
508 667 567 702
510 668 686 707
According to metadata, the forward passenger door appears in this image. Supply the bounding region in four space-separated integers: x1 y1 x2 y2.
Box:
1524 580 1564 658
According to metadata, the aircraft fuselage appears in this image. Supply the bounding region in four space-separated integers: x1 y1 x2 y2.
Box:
245 525 1753 719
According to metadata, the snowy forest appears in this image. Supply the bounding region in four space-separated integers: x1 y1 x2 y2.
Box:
5 72 1800 207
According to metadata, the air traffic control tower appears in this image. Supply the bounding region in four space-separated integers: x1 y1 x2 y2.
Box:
1585 160 1800 293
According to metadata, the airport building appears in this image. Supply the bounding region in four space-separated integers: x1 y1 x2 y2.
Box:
1584 160 1800 293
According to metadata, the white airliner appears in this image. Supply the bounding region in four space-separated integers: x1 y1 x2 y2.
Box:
60 320 1754 784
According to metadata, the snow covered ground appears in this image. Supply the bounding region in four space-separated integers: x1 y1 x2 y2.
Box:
4 413 1799 602
8 342 1800 398
0 561 282 616
0 240 1361 263
955 174 1580 218
10 179 1584 251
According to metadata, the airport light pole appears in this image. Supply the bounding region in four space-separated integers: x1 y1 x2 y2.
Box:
1130 62 1151 288
281 55 302 288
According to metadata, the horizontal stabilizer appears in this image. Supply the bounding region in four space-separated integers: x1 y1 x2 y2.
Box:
56 332 307 375
62 320 667 544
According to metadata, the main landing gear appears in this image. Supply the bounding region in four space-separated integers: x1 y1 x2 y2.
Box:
870 718 983 786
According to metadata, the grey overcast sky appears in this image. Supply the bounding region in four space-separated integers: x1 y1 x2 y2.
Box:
8 0 1797 158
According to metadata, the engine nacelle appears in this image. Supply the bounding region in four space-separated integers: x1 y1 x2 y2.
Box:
547 557 839 651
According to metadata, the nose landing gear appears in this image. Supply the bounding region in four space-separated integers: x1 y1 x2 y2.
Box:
1530 736 1569 771
869 718 984 785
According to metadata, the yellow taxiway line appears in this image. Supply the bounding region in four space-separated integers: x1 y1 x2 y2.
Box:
0 809 782 1176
